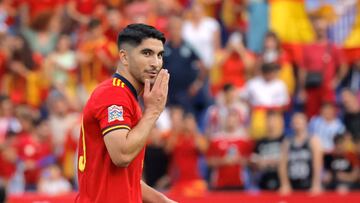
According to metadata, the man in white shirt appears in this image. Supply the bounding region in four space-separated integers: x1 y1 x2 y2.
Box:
242 63 289 109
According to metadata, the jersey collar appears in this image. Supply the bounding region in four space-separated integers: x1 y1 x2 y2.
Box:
113 73 138 100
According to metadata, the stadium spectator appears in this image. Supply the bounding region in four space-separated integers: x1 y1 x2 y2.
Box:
340 89 360 140
204 83 248 138
213 31 255 93
206 110 253 190
44 35 80 108
37 164 72 195
104 9 125 43
242 62 289 109
77 18 118 94
250 111 284 190
47 94 79 158
165 108 208 197
241 62 289 139
298 15 348 118
261 31 295 96
0 96 20 195
308 102 345 153
13 106 53 191
323 134 359 193
144 126 169 189
20 11 60 57
4 34 49 107
182 2 220 69
279 113 323 195
163 15 208 125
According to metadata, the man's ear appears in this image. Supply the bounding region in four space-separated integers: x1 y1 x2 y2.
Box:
119 49 128 65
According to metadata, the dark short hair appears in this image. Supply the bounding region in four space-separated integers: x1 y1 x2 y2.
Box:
222 83 234 92
117 24 166 49
261 62 280 73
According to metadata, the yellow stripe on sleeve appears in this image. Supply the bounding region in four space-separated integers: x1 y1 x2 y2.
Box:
102 125 131 135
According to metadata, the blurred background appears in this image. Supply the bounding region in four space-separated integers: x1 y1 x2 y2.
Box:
0 0 360 202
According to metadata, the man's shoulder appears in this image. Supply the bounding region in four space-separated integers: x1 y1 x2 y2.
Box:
88 78 132 107
93 78 129 96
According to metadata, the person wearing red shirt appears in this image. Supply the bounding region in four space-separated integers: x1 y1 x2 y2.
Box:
164 108 208 196
299 16 348 118
206 110 253 190
76 24 176 203
13 107 53 191
218 32 255 91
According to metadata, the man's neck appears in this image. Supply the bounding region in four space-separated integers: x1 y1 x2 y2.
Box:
116 68 143 95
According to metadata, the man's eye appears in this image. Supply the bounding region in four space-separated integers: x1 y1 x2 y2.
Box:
143 51 151 56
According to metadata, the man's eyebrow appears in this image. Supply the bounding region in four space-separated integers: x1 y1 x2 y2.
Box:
140 48 154 53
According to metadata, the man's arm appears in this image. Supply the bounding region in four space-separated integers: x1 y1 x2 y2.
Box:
104 69 169 167
141 180 177 203
278 139 291 195
310 136 323 194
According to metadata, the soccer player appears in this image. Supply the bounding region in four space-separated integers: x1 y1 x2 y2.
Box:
76 24 176 203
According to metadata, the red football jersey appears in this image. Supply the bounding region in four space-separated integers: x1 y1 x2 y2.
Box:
207 136 253 188
76 73 143 203
169 133 201 183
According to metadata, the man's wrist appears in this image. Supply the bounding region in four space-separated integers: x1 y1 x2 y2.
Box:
143 109 161 121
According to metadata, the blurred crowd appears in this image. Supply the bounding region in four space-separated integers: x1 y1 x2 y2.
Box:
0 0 360 201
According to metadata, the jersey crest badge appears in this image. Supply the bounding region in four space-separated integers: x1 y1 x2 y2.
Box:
108 105 124 122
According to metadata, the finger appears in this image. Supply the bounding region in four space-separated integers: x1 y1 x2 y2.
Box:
161 72 169 93
144 79 150 96
152 69 166 90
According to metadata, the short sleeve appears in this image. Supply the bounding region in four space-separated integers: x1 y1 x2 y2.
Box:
93 95 134 136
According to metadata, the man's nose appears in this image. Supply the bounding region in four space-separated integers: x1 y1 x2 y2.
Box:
150 56 162 69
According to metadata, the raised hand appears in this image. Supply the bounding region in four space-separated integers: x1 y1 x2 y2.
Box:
143 69 170 118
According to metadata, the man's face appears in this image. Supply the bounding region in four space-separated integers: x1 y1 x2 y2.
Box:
313 18 328 39
291 113 307 132
127 38 164 85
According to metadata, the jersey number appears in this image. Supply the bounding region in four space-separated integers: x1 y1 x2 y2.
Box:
78 120 86 172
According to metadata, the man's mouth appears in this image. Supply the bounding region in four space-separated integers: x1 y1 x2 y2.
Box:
146 70 158 78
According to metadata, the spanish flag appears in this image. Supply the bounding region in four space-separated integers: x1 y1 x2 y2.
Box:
269 0 315 44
